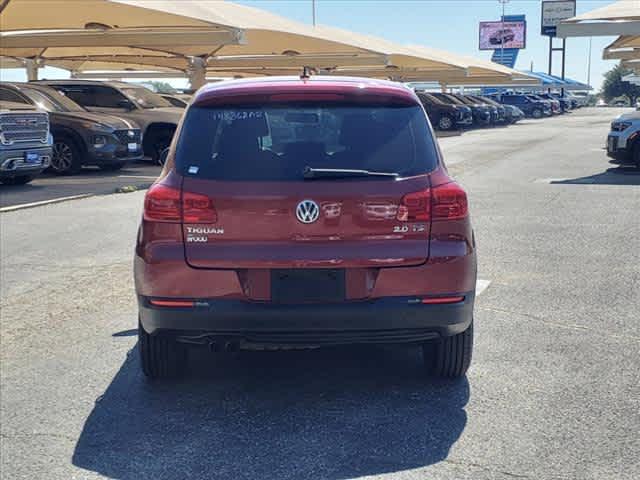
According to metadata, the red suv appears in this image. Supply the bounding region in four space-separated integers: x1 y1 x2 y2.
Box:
134 76 477 379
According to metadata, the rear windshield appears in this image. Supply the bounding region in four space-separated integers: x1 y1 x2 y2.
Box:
175 104 438 181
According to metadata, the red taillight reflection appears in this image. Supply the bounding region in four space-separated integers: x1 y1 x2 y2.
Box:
144 184 217 223
396 182 468 222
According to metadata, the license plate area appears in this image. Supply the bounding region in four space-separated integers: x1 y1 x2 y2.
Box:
24 151 40 164
607 136 616 153
271 269 345 304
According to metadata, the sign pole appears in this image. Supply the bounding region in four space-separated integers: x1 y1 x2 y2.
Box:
561 37 567 96
548 36 552 75
542 1 576 96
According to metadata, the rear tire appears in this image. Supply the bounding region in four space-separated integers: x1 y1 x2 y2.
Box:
633 142 640 169
158 147 170 166
149 134 173 164
139 320 186 379
531 108 543 119
1 175 35 185
424 320 473 378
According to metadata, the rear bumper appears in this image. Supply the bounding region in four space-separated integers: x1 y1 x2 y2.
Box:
138 292 475 345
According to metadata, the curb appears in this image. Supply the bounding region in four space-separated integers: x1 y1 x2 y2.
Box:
0 194 95 213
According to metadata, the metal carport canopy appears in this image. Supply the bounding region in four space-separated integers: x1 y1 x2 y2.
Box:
603 35 640 60
202 29 536 84
518 71 591 90
0 0 392 83
0 0 535 86
556 0 640 37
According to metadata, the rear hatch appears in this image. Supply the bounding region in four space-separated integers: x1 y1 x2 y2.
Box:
175 97 439 271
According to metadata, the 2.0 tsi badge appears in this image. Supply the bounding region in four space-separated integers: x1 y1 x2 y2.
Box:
296 199 320 224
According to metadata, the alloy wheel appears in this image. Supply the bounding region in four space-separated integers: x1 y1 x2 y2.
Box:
51 142 73 172
439 116 453 130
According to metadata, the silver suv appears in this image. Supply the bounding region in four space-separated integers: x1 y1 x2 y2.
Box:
0 102 52 185
606 111 640 168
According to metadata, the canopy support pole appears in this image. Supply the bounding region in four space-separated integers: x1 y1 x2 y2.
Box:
188 57 207 90
25 59 38 81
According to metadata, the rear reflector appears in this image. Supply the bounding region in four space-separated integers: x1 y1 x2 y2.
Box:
149 299 195 308
144 184 217 223
397 182 468 222
420 296 465 304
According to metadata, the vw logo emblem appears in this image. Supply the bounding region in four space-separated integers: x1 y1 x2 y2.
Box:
296 199 320 224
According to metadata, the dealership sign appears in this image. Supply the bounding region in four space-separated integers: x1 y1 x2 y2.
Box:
541 0 576 37
479 21 526 50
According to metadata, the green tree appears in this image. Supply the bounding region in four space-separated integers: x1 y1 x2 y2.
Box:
601 64 640 105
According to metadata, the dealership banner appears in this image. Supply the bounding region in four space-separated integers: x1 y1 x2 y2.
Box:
479 21 526 50
541 0 576 37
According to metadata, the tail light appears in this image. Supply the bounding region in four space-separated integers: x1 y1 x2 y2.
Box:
431 182 468 220
397 182 468 222
144 184 217 223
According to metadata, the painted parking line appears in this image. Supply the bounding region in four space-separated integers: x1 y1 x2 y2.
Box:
476 279 492 296
0 194 94 213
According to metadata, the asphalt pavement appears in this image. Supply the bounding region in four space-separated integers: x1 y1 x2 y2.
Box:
1 108 639 479
0 162 161 209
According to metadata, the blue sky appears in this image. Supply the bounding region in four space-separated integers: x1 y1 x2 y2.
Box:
0 0 618 90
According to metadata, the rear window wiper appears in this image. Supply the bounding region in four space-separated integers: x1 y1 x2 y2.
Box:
303 167 399 180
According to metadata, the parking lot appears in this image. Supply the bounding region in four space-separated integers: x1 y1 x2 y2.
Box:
1 107 638 479
0 162 160 209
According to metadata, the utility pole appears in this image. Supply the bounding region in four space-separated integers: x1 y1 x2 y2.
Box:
312 0 316 26
587 36 593 88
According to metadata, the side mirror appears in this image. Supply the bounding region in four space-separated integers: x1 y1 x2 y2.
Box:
117 99 135 110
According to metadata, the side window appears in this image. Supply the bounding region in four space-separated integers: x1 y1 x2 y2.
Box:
56 86 92 106
57 85 127 108
0 87 29 105
89 86 128 108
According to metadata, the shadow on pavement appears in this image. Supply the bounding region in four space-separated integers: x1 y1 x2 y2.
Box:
551 167 640 186
73 344 469 480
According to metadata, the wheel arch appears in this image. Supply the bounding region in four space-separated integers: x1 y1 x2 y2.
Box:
142 122 177 156
51 126 87 156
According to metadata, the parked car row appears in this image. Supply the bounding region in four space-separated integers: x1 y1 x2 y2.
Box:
417 91 525 131
490 91 584 116
0 80 185 180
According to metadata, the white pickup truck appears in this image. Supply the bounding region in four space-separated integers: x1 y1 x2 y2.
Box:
0 102 52 185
